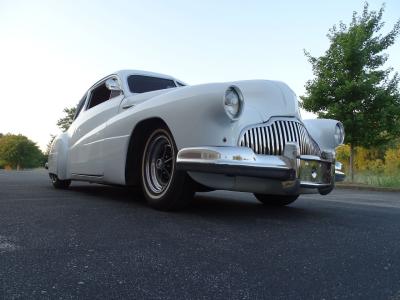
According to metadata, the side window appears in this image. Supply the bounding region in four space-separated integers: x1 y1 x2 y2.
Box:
73 93 87 120
87 83 111 109
176 81 186 87
86 77 122 110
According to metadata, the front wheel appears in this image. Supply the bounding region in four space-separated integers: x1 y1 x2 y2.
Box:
49 174 71 189
141 128 194 210
254 194 299 206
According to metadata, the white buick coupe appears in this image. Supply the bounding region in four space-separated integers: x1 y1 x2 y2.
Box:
48 70 345 210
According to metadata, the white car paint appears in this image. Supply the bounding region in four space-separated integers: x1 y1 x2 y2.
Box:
48 69 343 194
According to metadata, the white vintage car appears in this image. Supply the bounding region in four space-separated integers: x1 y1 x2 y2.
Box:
48 70 345 210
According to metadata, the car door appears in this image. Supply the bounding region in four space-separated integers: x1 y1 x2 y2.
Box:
69 76 124 176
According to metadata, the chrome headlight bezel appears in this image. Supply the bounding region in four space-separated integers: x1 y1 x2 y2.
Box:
223 85 244 121
334 122 345 145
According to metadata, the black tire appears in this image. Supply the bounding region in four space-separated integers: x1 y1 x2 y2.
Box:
140 127 194 210
49 174 71 189
254 194 299 206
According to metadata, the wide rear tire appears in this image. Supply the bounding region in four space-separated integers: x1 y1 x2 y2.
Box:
254 194 299 206
50 174 71 189
140 128 194 211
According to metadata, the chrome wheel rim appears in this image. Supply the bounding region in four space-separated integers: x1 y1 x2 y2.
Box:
50 174 57 183
144 133 175 196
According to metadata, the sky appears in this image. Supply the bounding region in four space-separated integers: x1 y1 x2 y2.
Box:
0 0 399 151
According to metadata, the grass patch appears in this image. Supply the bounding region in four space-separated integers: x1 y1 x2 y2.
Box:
345 172 400 188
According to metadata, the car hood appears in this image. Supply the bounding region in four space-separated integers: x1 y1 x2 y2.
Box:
124 80 301 123
232 80 301 122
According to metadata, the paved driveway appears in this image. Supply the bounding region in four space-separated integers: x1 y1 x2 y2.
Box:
1 170 399 299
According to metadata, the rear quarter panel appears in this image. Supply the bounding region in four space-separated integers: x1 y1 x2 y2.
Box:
48 133 69 179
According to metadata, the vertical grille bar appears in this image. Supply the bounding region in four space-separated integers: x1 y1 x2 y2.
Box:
249 129 254 150
289 121 295 143
260 127 265 154
292 122 299 145
271 123 279 155
294 123 303 154
253 128 258 154
238 119 321 157
279 121 287 148
283 121 290 142
270 124 277 155
267 126 273 155
279 124 284 155
264 127 269 155
279 123 285 154
256 127 261 154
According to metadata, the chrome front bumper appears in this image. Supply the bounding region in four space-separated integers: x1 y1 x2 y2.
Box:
176 143 336 195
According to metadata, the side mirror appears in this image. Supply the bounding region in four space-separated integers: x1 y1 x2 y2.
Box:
105 78 121 91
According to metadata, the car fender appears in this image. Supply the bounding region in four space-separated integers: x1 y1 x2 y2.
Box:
303 119 343 152
100 84 262 184
101 80 301 184
48 133 69 180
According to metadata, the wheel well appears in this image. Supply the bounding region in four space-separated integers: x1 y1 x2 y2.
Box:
125 117 169 186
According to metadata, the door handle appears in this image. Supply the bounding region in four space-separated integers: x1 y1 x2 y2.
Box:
122 104 134 109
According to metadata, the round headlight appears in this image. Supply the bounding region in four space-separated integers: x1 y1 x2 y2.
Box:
334 122 345 145
223 86 243 120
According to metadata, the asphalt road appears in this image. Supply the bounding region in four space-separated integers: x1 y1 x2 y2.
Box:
1 170 400 299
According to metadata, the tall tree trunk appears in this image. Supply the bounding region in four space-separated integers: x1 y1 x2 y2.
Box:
349 144 355 182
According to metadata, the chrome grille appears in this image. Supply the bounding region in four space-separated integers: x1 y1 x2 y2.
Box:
238 119 321 156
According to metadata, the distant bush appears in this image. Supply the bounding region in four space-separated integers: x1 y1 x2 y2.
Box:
336 143 400 187
384 147 400 175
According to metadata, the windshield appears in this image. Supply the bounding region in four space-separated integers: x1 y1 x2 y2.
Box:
127 75 176 93
73 93 87 120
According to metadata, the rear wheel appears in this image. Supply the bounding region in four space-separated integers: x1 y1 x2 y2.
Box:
49 174 71 189
140 128 194 210
254 194 299 206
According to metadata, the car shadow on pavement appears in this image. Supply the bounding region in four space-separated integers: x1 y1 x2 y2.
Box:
187 193 325 222
68 184 144 204
65 184 326 222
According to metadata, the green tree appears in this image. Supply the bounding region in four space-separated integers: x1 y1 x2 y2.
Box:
45 134 56 156
57 107 76 132
301 3 400 181
0 134 45 170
